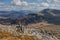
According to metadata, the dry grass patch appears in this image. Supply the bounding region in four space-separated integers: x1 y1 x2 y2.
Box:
0 31 40 40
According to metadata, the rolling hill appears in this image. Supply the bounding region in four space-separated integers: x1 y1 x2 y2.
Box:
0 9 60 25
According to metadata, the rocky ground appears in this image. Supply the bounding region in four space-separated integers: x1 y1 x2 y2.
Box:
0 24 59 40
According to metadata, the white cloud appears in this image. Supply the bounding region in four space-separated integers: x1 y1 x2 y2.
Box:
41 3 49 7
0 0 49 11
47 0 52 3
12 0 28 6
54 0 60 2
12 0 50 8
47 0 60 3
13 0 22 5
0 0 60 11
48 3 60 10
0 2 6 7
0 2 5 5
12 0 41 6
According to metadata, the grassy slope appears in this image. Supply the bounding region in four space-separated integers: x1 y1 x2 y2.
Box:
0 31 40 40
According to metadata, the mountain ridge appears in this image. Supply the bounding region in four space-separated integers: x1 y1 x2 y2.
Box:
0 9 60 25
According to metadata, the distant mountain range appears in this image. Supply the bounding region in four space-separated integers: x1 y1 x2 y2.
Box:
20 9 60 25
40 9 60 16
0 9 60 25
0 10 33 19
40 9 60 25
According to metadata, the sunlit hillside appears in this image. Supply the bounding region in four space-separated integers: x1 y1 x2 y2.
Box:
0 31 40 40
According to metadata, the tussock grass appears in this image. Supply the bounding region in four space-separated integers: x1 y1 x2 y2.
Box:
0 31 40 40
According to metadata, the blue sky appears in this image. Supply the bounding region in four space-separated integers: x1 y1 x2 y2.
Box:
0 0 58 4
0 0 60 4
0 0 46 4
0 0 11 4
0 0 54 4
0 0 60 11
